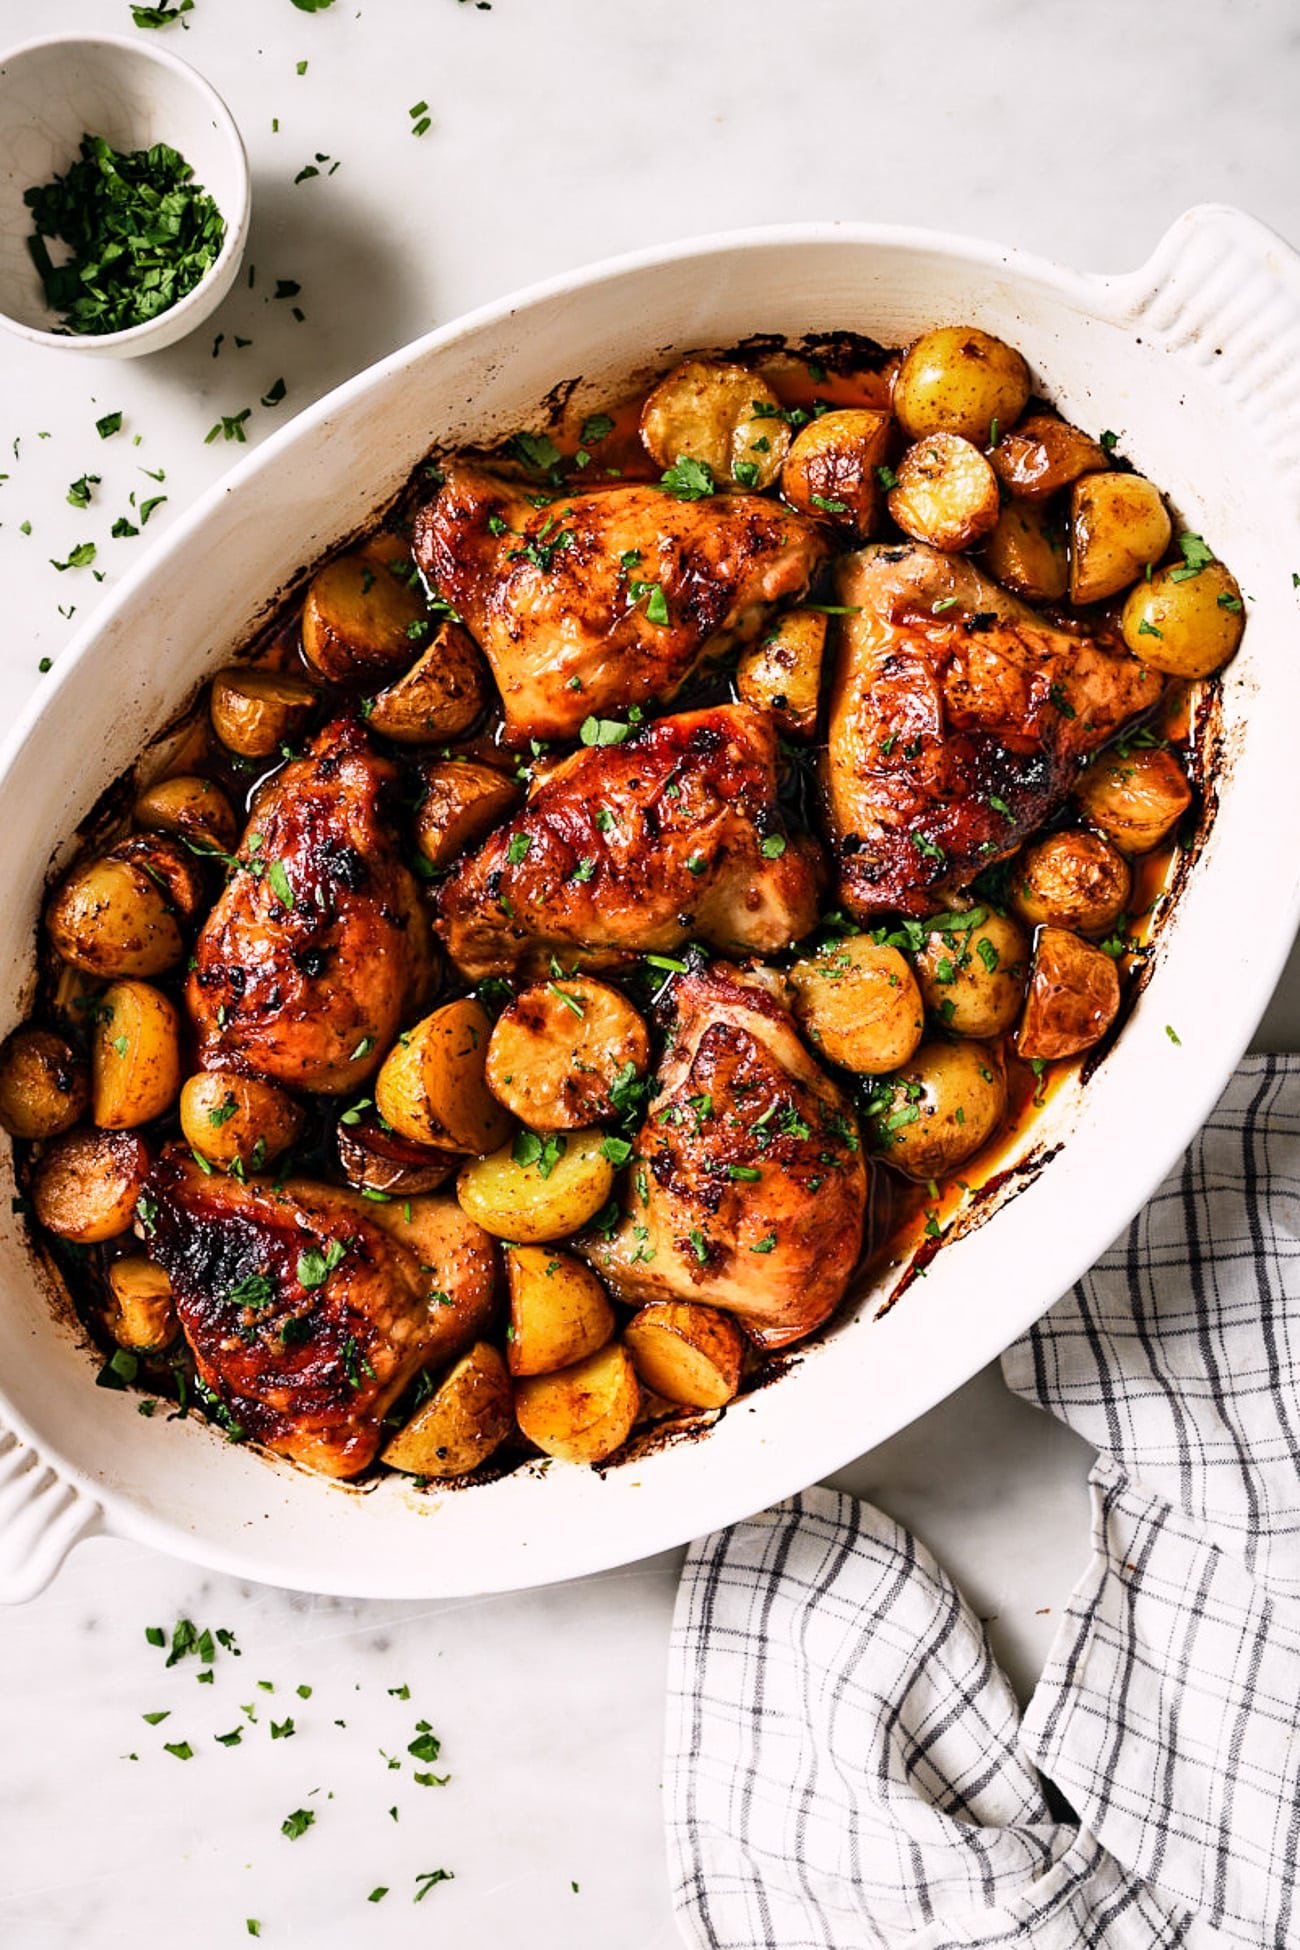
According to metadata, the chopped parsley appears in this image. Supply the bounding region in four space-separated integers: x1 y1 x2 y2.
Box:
660 456 715 500
281 1808 315 1839
296 1238 347 1290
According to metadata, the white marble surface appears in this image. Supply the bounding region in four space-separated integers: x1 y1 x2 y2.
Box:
0 2 1296 1944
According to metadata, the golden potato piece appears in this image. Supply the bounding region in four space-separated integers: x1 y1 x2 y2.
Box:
337 1111 457 1197
1017 926 1121 1062
1069 473 1172 604
1012 831 1131 935
31 1127 151 1243
1119 555 1245 678
1074 746 1192 855
735 608 828 740
867 1041 1006 1182
414 760 522 870
302 534 429 685
983 500 1068 602
781 408 890 535
788 939 924 1075
133 774 239 854
893 327 1031 444
376 998 510 1154
179 1070 304 1173
105 1257 176 1352
506 1245 615 1377
371 1193 497 1367
990 413 1109 500
0 1027 88 1140
485 979 649 1131
92 981 181 1130
624 1301 744 1409
914 909 1030 1038
888 432 999 552
110 833 208 926
457 1128 615 1243
46 855 183 980
640 359 789 489
382 1342 513 1478
514 1341 639 1464
210 667 317 759
366 623 486 742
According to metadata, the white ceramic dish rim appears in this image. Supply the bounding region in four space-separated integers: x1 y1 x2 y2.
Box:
1 207 1298 1602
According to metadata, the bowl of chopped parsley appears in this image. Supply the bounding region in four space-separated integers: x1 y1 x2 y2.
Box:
0 31 249 355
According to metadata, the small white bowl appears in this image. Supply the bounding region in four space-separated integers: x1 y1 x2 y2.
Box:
0 32 249 358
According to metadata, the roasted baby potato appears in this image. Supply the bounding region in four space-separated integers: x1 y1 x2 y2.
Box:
375 999 510 1154
92 981 181 1130
179 1070 304 1173
788 938 924 1074
46 855 184 979
105 1257 176 1352
982 500 1068 602
302 535 429 685
887 433 1000 552
505 1245 615 1377
381 1341 513 1478
892 326 1031 444
513 1340 639 1464
1119 557 1245 678
623 1301 744 1409
990 413 1109 500
111 834 207 927
337 1111 457 1197
1074 746 1193 855
1017 926 1121 1061
485 979 649 1130
457 1129 615 1243
371 1193 497 1365
414 761 522 870
133 774 239 854
1069 473 1172 604
639 359 789 489
1012 831 1131 935
365 623 487 742
30 1127 151 1243
780 408 890 535
914 910 1030 1038
0 1027 88 1139
867 1041 1006 1181
210 667 317 758
735 608 828 740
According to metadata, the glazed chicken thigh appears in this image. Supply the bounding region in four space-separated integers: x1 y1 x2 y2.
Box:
188 718 434 1093
827 544 1162 917
412 462 828 742
438 704 822 980
582 964 868 1349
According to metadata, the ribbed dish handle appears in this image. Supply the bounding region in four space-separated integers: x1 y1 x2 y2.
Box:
0 1420 101 1603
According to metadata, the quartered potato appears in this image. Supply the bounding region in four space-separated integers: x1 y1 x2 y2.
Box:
46 855 184 979
513 1340 640 1464
623 1301 744 1409
1074 746 1193 855
31 1127 151 1243
1012 831 1131 935
639 359 789 489
179 1070 304 1173
735 608 828 740
337 1111 457 1197
133 774 239 854
983 500 1068 602
414 760 522 870
375 998 510 1154
1119 557 1245 677
892 326 1031 444
990 413 1108 500
887 433 1000 552
867 1041 1006 1181
788 938 924 1074
366 623 487 742
210 667 317 758
105 1257 176 1352
0 1027 88 1140
382 1341 513 1478
914 910 1030 1038
485 978 649 1130
1069 473 1172 604
505 1245 615 1377
371 1193 497 1366
1017 926 1121 1062
780 408 890 535
302 534 430 686
92 981 181 1130
457 1129 615 1243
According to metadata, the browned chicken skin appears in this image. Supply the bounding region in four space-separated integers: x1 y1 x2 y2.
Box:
438 704 823 981
144 1149 435 1477
827 544 1162 917
582 964 867 1349
412 462 828 742
187 718 434 1093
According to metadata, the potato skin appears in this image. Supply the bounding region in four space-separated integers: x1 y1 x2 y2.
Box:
92 981 181 1130
983 500 1068 602
457 1129 615 1243
485 979 649 1130
867 1041 1006 1182
914 910 1030 1038
505 1245 615 1376
0 1028 88 1139
1017 926 1121 1061
781 408 890 535
210 667 317 758
381 1341 513 1478
788 938 924 1075
1012 831 1131 935
735 609 828 739
376 999 510 1154
46 856 183 980
105 1257 176 1352
893 327 1031 444
990 413 1108 499
366 623 487 742
1074 747 1192 855
414 761 522 870
336 1112 457 1197
179 1070 304 1172
623 1301 744 1408
513 1340 640 1464
302 535 428 686
1069 473 1172 604
371 1193 497 1368
1119 559 1244 677
887 433 1000 552
639 359 789 488
134 774 238 854
31 1127 151 1243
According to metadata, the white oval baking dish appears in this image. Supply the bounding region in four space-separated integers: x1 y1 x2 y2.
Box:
1 207 1298 1602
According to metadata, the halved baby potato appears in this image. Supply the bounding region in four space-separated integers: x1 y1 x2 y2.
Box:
382 1341 513 1478
179 1070 304 1173
990 413 1109 500
1069 473 1172 604
1074 746 1193 855
505 1245 615 1377
457 1129 615 1243
210 667 318 758
365 623 487 742
887 433 1000 552
31 1127 151 1243
1017 926 1121 1062
1119 557 1245 678
46 855 184 980
735 608 828 740
982 500 1068 602
866 1041 1006 1182
133 774 239 854
376 998 510 1154
513 1340 640 1464
371 1193 497 1366
913 910 1030 1038
640 359 789 489
1011 831 1131 936
788 938 924 1075
623 1301 745 1409
104 1256 176 1352
485 979 649 1130
0 1027 88 1140
337 1111 457 1198
780 408 890 535
414 761 522 871
892 326 1031 444
302 534 429 686
92 981 181 1130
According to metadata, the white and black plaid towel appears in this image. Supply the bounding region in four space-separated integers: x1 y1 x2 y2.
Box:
667 1055 1300 1949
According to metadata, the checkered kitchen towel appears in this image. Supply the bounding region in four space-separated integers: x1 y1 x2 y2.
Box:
666 1055 1300 1948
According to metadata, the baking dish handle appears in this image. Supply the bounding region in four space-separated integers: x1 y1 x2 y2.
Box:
0 1420 102 1603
